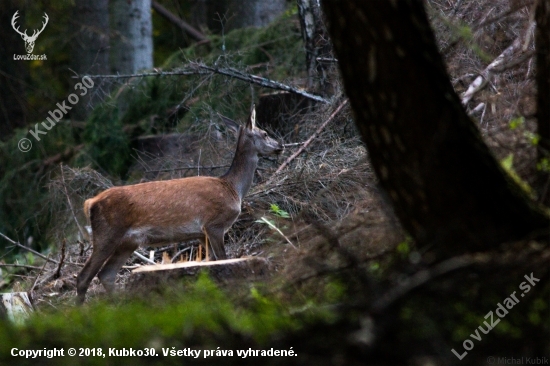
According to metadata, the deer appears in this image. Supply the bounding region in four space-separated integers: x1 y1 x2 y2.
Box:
11 11 49 54
76 105 282 303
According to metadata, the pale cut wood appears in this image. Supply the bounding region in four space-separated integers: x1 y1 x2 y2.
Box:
128 257 269 291
0 292 34 325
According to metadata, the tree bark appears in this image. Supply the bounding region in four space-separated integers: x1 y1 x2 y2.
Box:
71 0 110 120
322 1 549 254
536 0 550 206
206 0 288 32
111 0 153 74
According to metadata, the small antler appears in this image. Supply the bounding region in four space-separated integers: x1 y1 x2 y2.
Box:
11 11 28 38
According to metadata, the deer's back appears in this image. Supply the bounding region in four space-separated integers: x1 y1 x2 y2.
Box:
85 176 241 233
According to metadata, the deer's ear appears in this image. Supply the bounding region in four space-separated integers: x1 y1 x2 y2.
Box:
246 104 256 130
219 114 239 136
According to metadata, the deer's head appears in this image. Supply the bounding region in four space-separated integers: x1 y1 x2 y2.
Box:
221 105 283 156
11 11 49 54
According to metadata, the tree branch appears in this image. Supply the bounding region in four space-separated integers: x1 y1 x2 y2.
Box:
80 63 330 104
268 100 347 181
0 232 59 265
151 1 208 43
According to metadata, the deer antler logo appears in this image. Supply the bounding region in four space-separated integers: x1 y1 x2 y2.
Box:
11 11 49 54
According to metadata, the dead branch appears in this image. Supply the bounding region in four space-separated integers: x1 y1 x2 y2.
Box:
152 1 208 43
268 100 348 180
474 0 535 31
0 263 42 270
81 63 330 104
133 251 156 265
461 37 523 105
0 232 59 265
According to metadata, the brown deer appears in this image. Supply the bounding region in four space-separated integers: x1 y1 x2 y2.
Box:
76 105 282 303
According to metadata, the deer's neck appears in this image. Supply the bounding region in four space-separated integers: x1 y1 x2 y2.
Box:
221 133 259 201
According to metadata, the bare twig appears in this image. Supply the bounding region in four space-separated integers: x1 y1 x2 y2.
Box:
80 63 330 104
194 63 330 104
133 251 156 265
0 263 42 270
269 100 348 180
0 232 59 265
152 1 208 43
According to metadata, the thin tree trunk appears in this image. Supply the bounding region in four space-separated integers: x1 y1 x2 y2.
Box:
536 0 550 206
296 0 331 94
322 0 549 255
111 0 153 74
71 0 110 120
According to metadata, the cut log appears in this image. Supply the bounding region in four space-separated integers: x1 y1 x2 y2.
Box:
0 292 34 325
128 257 270 291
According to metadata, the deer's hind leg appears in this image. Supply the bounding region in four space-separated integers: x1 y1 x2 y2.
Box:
76 233 120 304
97 241 138 294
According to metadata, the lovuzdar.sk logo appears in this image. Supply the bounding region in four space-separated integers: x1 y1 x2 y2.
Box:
11 10 48 61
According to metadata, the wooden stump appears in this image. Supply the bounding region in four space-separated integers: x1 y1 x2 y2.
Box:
128 257 270 291
0 292 34 325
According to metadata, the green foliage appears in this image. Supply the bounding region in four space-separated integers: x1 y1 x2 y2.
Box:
0 122 79 252
537 158 550 172
508 116 524 130
81 101 130 178
0 273 333 365
269 204 290 219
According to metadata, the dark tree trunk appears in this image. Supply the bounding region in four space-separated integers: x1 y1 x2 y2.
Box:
71 0 110 120
536 0 550 206
322 1 548 255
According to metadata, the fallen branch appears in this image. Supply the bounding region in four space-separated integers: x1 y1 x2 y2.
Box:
0 232 59 265
269 100 348 180
0 263 42 270
461 37 522 105
133 251 156 265
81 63 330 104
152 1 208 43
